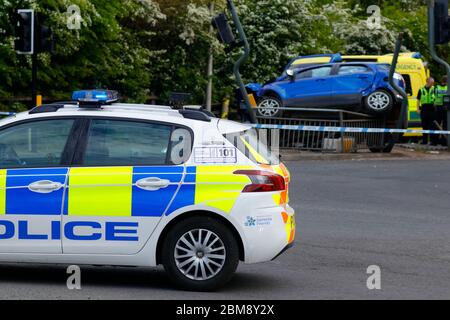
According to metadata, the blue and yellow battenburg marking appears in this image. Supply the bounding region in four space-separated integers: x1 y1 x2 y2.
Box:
66 166 184 217
2 168 68 215
0 165 253 217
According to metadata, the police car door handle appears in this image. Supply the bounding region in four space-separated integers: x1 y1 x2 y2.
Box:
135 178 170 191
28 180 63 194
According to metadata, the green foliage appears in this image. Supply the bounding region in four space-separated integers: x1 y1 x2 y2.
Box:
0 0 446 111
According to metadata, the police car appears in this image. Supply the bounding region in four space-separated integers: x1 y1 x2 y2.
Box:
0 90 295 291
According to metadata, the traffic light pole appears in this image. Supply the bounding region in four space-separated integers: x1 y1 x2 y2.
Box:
428 0 450 147
31 52 37 107
389 32 409 130
388 32 409 149
226 0 258 124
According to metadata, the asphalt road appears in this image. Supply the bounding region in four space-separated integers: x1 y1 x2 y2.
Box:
1 160 450 300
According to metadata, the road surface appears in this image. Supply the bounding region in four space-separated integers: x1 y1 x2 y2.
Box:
1 160 450 299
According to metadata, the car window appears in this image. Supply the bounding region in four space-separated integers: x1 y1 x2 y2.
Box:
296 66 332 79
287 63 324 72
401 74 413 96
0 119 74 169
377 63 391 71
338 65 369 75
225 129 279 165
83 119 174 166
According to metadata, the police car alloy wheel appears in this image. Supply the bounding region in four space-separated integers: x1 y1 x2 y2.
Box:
162 216 239 291
365 90 393 113
175 229 226 280
257 96 284 118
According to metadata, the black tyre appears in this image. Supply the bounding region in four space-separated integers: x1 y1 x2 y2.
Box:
257 95 284 118
364 90 394 115
369 144 394 153
368 133 395 153
161 216 240 291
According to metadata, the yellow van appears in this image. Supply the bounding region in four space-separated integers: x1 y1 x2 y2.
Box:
287 53 429 136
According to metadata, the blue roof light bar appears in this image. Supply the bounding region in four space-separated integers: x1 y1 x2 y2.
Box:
72 90 119 106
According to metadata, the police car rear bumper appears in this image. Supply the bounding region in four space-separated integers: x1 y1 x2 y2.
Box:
232 196 296 264
271 242 295 261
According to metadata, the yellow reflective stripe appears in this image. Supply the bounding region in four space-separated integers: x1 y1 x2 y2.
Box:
434 85 447 105
68 167 133 217
195 166 251 213
420 87 434 104
0 170 6 215
240 137 269 165
272 193 281 205
285 214 295 244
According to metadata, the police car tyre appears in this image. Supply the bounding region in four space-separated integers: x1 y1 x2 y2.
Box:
161 216 239 291
364 90 393 114
257 96 284 118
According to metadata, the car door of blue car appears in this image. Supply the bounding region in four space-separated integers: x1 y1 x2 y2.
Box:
332 65 375 107
283 66 333 108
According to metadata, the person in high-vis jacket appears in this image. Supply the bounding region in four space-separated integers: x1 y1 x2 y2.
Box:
417 77 436 145
434 75 448 146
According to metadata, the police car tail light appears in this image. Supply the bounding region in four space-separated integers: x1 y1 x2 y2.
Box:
234 170 285 193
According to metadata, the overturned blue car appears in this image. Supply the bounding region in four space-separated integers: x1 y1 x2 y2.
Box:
246 62 406 118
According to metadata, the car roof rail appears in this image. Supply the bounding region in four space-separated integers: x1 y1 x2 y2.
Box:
29 104 66 114
183 106 216 118
27 101 215 122
179 109 211 122
49 101 77 105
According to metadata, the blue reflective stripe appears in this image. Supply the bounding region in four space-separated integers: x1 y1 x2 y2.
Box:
131 167 182 217
63 177 69 216
133 166 184 174
3 166 197 217
7 168 68 176
6 168 68 215
166 166 196 215
186 166 196 173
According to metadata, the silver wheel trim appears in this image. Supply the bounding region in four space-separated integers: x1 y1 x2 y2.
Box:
368 92 390 110
174 229 226 281
258 98 280 117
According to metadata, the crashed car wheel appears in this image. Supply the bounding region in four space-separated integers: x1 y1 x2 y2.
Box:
257 96 284 118
368 133 395 153
364 90 393 114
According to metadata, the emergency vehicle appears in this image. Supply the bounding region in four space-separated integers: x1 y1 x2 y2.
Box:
0 90 295 291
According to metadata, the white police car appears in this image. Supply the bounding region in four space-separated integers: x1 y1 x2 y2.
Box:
0 90 295 291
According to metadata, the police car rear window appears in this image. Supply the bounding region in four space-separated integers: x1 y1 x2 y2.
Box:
225 129 279 165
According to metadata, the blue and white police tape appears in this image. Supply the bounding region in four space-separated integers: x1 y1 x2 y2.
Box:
0 112 15 116
252 124 450 135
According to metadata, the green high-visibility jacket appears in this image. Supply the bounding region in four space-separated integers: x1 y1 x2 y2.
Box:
419 86 435 105
434 85 448 106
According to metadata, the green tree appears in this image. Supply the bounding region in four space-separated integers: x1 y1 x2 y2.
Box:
0 0 165 110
